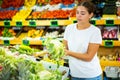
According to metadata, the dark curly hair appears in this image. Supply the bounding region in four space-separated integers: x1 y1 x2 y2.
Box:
77 0 96 14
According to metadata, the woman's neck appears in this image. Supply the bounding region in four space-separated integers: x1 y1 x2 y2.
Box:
77 22 91 30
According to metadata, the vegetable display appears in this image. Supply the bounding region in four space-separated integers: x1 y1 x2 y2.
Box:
0 47 69 80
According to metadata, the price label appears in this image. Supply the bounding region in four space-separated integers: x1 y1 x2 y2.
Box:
104 40 113 47
4 40 10 46
40 37 45 45
29 20 36 27
4 20 10 27
90 20 96 25
73 20 77 23
106 20 114 25
23 40 29 46
16 21 22 27
50 21 58 27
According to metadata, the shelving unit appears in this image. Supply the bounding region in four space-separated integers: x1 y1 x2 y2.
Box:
1 18 120 27
0 39 120 47
1 19 120 47
100 60 120 71
0 0 120 79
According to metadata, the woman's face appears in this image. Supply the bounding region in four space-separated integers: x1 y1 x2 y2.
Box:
76 6 93 24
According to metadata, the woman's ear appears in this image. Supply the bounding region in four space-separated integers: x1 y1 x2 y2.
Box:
89 13 94 18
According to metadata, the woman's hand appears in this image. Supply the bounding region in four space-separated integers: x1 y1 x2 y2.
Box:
64 49 72 56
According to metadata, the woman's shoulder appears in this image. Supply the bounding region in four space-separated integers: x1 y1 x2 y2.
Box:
90 25 101 32
67 23 76 27
66 23 76 29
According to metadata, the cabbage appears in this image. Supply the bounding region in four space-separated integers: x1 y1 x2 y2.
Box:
44 38 65 61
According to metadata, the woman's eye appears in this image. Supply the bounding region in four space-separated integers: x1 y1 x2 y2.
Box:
76 11 86 15
81 13 85 15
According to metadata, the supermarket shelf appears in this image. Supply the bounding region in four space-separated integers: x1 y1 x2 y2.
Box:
100 60 120 70
1 19 120 27
101 40 120 47
0 39 120 46
0 38 42 45
29 40 42 45
0 19 73 27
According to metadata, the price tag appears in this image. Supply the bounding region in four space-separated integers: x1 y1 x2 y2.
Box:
22 40 29 46
16 21 22 27
90 20 96 25
73 20 77 23
29 20 36 27
104 40 113 47
106 20 114 25
4 20 10 27
40 37 45 45
50 21 58 27
4 40 10 46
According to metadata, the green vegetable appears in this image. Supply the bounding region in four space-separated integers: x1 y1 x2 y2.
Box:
44 38 65 68
18 45 34 55
44 38 65 60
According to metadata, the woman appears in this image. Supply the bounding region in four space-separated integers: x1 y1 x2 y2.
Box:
63 0 102 80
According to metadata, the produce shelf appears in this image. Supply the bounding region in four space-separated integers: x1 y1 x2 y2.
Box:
114 19 120 24
0 39 120 46
0 39 42 45
96 19 106 25
100 60 120 70
0 21 4 26
101 40 120 47
0 19 120 27
30 40 42 45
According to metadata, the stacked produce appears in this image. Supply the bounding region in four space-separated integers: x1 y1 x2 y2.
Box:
0 47 69 80
37 0 49 5
9 45 41 55
24 0 37 8
12 9 32 21
38 0 75 5
28 9 76 19
0 0 77 20
1 28 16 38
18 45 35 55
28 29 44 38
27 11 42 19
49 0 62 5
62 0 74 5
102 27 118 39
0 10 18 19
41 10 72 19
1 0 24 8
28 0 76 19
44 30 64 38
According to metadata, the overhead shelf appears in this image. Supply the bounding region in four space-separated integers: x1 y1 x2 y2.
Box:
1 18 120 27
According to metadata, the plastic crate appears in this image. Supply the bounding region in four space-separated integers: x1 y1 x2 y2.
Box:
40 61 69 80
104 66 120 78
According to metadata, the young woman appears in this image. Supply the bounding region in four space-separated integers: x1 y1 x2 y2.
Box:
63 0 102 80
